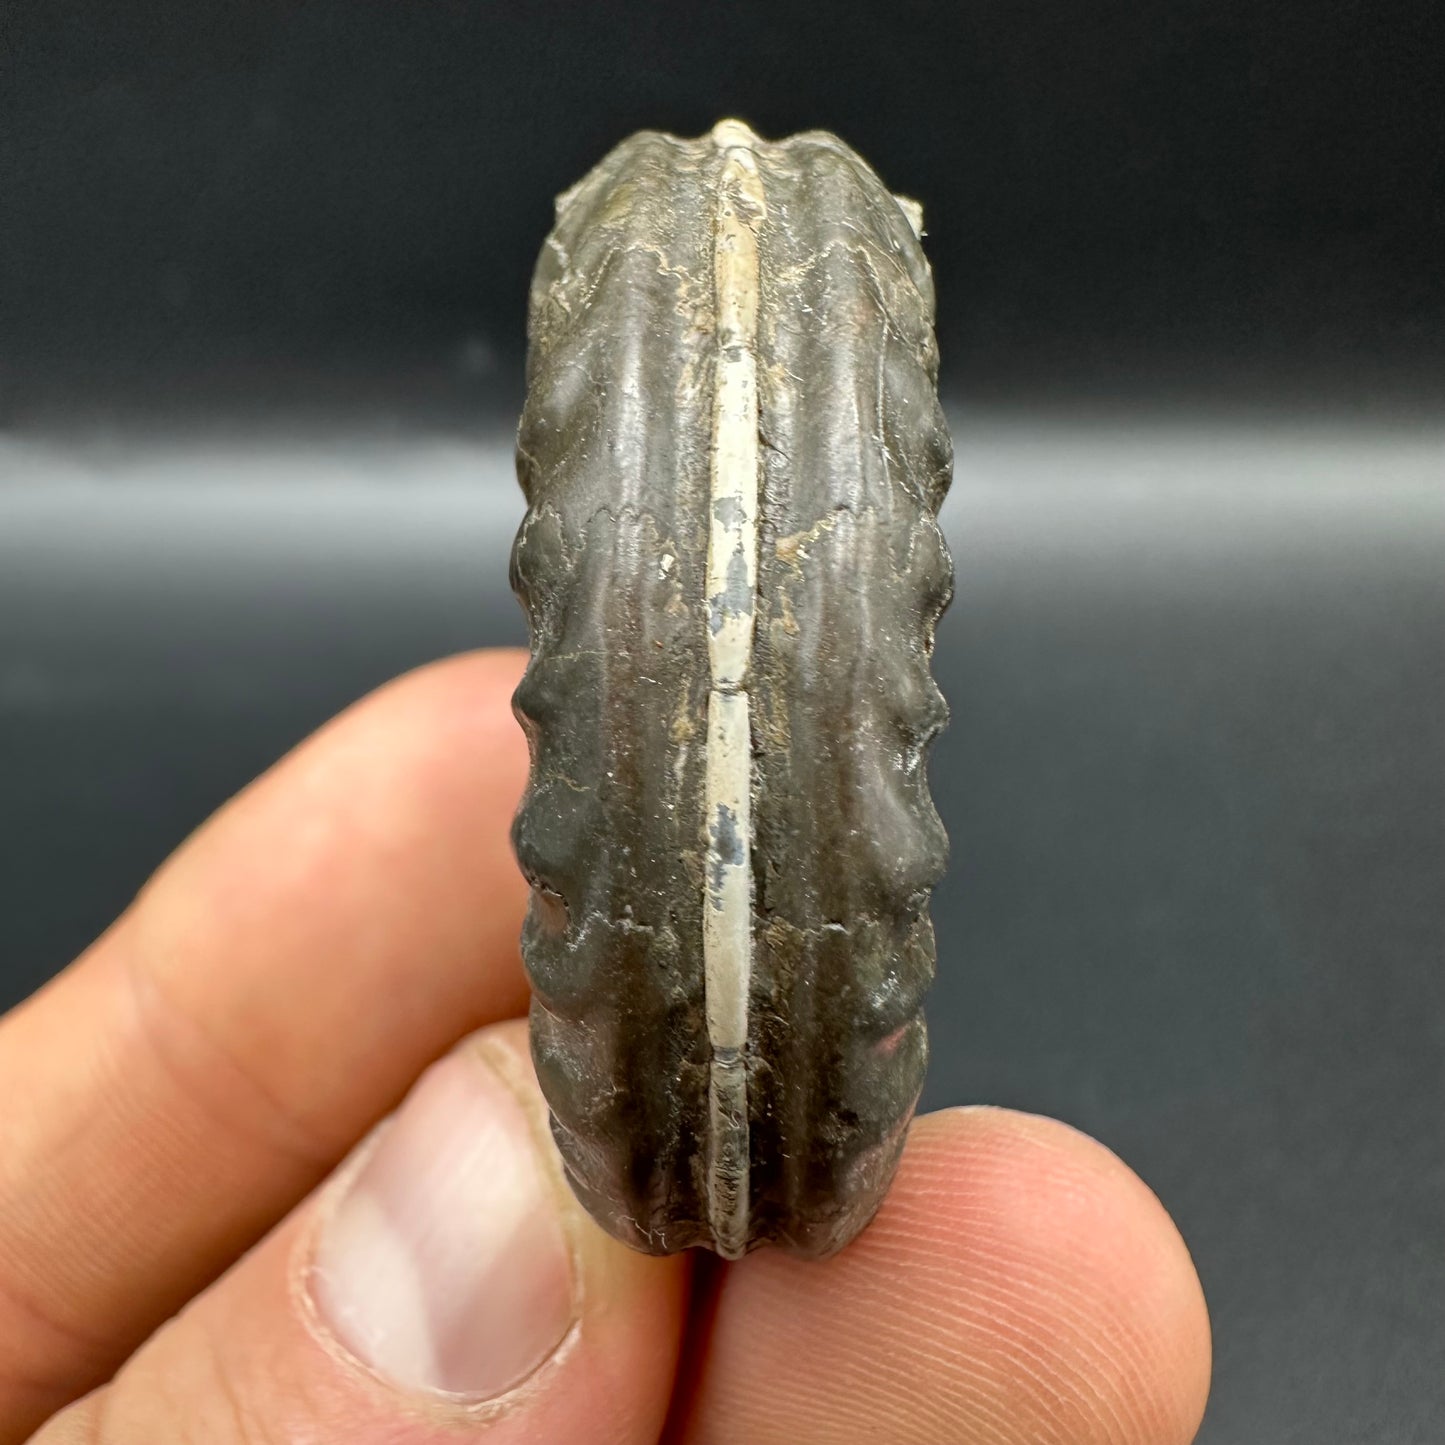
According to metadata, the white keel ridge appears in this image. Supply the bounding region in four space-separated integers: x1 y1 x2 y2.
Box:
702 119 765 1259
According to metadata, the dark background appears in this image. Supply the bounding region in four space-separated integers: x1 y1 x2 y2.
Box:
4 0 1445 420
2 3 1443 1441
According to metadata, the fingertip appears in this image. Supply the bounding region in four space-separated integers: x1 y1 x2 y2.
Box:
298 1017 693 1441
147 646 531 875
291 646 532 834
44 1019 692 1445
510 1030 696 1438
301 1018 693 1435
679 1105 1211 1445
134 643 539 1112
906 1106 1213 1439
470 1024 695 1434
358 648 530 736
0 648 541 1435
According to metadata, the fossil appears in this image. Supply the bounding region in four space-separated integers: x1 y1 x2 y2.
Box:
510 119 953 1259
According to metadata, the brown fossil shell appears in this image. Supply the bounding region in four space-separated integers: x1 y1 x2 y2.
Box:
510 120 953 1259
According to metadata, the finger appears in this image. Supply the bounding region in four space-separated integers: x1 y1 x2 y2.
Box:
0 649 531 1438
674 1108 1211 1445
35 1022 690 1445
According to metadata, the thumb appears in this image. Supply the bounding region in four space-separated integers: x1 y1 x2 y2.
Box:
36 1021 690 1444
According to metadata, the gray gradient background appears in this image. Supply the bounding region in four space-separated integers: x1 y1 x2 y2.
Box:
2 1 1444 1439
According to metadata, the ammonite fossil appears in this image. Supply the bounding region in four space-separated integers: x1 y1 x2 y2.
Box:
510 119 953 1259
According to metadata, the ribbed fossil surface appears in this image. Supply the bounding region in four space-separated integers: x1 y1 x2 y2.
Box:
511 120 953 1258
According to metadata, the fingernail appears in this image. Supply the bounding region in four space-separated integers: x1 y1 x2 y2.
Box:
309 1044 575 1398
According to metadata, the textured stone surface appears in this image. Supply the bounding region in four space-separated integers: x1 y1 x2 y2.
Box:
510 121 953 1258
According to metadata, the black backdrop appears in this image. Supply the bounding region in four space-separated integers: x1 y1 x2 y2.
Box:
3 0 1444 417
2 3 1443 1441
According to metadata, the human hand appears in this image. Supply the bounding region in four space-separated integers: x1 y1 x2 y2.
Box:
0 650 1210 1443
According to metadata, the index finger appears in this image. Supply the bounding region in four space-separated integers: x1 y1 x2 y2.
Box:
0 648 531 1441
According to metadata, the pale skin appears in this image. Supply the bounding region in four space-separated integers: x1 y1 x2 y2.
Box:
0 649 1211 1443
